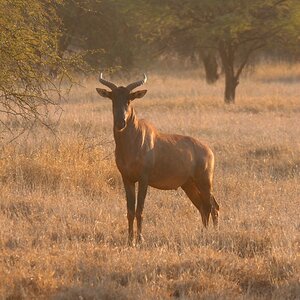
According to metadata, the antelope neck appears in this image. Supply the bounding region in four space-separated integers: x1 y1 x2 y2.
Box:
113 106 140 146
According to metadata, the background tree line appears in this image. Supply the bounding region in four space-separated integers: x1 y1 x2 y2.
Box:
1 0 300 135
55 0 300 103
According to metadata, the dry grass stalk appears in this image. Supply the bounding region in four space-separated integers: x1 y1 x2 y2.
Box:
0 63 299 299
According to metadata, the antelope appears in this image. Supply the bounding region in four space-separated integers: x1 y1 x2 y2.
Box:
96 73 219 245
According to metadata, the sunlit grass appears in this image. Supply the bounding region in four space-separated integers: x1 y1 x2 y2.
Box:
0 63 299 299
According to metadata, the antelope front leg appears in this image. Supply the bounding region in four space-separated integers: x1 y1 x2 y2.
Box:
136 177 148 244
122 177 136 246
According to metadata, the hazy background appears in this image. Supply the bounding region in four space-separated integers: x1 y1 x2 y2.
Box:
0 1 299 299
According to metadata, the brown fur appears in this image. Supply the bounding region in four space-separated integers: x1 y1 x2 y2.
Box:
96 85 219 245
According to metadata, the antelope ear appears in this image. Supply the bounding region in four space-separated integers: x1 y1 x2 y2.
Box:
129 90 147 101
96 88 112 99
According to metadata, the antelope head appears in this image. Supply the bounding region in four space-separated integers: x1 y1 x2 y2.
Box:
96 73 147 131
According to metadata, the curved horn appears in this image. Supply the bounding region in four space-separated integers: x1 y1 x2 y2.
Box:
126 74 147 91
99 73 117 90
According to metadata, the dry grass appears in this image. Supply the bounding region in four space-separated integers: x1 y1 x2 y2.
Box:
0 63 299 299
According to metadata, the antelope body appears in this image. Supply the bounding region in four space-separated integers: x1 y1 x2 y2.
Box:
96 74 219 245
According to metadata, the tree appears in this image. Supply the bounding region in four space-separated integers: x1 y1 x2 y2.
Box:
208 0 294 103
200 50 220 84
162 26 221 84
124 0 297 103
0 0 82 141
265 1 300 61
55 0 142 70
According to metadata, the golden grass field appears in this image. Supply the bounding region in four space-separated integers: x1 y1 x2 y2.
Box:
0 63 299 299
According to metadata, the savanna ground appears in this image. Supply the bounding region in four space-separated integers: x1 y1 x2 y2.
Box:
0 63 299 299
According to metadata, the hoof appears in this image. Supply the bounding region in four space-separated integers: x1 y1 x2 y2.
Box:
128 237 134 247
136 234 144 245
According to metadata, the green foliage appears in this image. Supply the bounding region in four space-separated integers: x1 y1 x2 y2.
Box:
269 1 300 58
1 0 300 121
132 0 294 58
56 0 142 70
53 0 300 72
128 0 298 102
0 0 86 140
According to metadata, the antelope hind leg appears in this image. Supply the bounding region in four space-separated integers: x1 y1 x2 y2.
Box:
210 194 219 228
182 181 211 228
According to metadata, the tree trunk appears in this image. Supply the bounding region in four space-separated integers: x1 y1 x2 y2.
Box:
219 42 238 104
201 52 219 84
224 70 239 103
